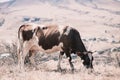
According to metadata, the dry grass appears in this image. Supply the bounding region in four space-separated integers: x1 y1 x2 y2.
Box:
0 53 120 80
0 0 120 80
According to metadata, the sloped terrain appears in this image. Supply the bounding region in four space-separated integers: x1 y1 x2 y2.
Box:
0 0 120 80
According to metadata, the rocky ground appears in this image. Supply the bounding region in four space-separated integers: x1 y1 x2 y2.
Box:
0 0 120 80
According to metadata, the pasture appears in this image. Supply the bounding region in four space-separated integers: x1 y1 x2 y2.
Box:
0 0 120 80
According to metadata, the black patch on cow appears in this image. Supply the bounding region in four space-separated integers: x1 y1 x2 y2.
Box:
72 29 87 52
22 30 34 41
82 54 93 68
63 27 87 53
42 27 47 30
42 32 60 50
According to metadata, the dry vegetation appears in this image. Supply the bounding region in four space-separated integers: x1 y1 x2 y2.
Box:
0 51 120 80
0 0 120 80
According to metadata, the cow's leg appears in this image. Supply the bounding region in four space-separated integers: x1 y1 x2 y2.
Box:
17 40 23 67
29 50 38 69
17 44 24 70
20 41 32 71
21 47 29 70
18 51 22 70
68 55 74 72
57 51 64 71
65 50 74 72
76 52 86 72
17 49 20 66
28 45 44 69
17 39 26 70
87 52 94 73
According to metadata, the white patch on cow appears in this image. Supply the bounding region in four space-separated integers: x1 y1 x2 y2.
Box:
27 23 38 30
32 24 38 30
25 23 46 30
58 25 65 35
58 25 65 40
88 53 92 61
24 23 39 32
38 24 46 29
83 52 87 55
33 36 39 43
23 41 27 48
59 42 63 47
64 27 72 36
67 57 70 60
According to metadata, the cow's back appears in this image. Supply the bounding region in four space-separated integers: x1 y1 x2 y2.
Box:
60 27 87 53
40 25 60 50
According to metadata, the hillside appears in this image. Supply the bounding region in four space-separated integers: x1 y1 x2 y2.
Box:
0 0 120 80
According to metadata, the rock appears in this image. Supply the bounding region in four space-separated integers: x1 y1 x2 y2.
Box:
0 53 11 59
88 37 96 41
31 17 40 22
98 38 108 42
0 18 5 26
111 47 120 52
22 16 30 22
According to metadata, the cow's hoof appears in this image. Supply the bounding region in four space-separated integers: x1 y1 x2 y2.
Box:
71 69 74 74
88 68 94 74
34 66 39 70
57 67 62 72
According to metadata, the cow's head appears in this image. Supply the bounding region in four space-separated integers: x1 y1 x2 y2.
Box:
80 51 93 69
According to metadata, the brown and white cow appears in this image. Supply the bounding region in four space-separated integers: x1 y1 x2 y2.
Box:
17 23 93 72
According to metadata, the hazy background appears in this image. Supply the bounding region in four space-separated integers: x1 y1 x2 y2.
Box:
0 0 120 80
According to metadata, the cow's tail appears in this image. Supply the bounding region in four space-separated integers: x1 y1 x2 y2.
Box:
17 25 24 64
17 25 24 52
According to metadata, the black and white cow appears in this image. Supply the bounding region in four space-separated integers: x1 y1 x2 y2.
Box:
17 23 93 72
